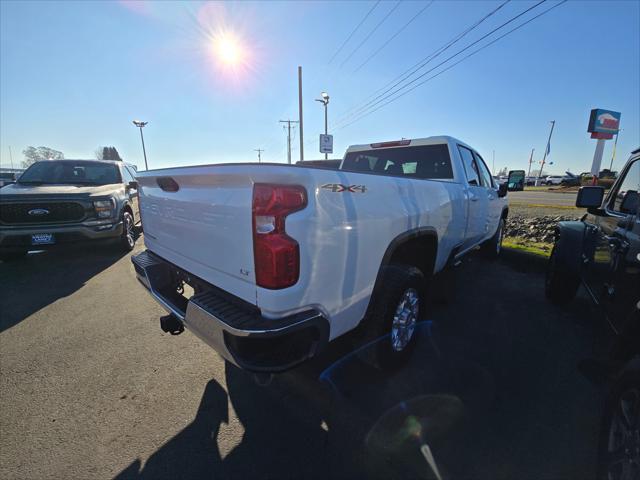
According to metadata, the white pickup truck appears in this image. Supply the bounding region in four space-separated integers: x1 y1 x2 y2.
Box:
132 136 511 372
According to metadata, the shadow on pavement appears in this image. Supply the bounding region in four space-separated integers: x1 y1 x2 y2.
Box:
116 363 330 480
0 245 127 333
116 251 603 480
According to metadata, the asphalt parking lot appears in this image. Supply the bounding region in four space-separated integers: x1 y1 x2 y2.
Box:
0 239 604 480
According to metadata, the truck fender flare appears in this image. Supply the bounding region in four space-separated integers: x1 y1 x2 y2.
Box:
365 227 438 316
553 221 587 275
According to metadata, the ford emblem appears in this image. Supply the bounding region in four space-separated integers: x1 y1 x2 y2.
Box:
28 208 50 216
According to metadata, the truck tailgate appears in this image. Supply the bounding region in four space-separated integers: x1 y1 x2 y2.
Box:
137 166 257 305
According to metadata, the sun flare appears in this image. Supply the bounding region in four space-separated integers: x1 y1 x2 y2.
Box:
213 32 244 67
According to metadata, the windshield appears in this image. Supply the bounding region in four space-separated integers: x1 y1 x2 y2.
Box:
18 161 121 185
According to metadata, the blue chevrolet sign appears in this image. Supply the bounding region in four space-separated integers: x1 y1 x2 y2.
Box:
588 108 621 134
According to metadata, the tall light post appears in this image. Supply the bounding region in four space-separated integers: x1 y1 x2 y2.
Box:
315 92 329 159
132 120 149 170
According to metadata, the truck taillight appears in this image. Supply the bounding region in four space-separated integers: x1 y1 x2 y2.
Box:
252 184 307 289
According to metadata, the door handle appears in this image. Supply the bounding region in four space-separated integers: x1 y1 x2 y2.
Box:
470 196 479 202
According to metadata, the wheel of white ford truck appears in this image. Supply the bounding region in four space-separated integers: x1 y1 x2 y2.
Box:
481 218 505 259
120 211 136 252
368 264 425 370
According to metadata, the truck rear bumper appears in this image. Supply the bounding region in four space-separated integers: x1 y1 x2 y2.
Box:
131 250 329 373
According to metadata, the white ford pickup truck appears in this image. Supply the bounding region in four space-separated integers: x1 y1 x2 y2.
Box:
132 136 510 372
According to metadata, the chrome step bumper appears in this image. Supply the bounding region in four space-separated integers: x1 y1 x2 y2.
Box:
132 250 329 372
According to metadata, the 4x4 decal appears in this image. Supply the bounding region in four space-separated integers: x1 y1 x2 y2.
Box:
321 184 367 193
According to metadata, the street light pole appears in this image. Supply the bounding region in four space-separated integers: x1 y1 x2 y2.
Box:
315 92 330 160
132 120 149 170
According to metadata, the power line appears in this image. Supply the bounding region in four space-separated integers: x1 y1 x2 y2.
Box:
328 1 381 64
334 0 511 125
335 0 568 131
334 0 546 129
253 148 264 163
353 0 434 73
339 1 402 68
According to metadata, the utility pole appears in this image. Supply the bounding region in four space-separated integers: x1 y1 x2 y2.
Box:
298 66 304 162
536 120 555 186
253 149 264 163
8 146 14 170
609 129 622 171
279 120 299 164
527 148 535 177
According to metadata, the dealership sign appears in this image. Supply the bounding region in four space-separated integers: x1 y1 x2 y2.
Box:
588 108 621 138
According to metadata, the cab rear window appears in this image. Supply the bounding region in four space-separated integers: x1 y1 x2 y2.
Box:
341 144 453 179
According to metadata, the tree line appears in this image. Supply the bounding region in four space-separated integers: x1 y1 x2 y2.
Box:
21 146 122 167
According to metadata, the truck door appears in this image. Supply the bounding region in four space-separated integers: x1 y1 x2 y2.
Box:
474 151 501 237
458 145 489 249
584 158 639 333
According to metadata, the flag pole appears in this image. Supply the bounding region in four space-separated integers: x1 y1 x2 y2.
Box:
536 121 555 186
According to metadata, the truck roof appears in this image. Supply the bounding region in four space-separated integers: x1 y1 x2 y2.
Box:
345 135 473 153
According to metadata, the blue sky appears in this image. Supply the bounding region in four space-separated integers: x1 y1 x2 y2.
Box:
1 0 638 175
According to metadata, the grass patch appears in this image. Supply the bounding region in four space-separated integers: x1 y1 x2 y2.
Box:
503 236 552 258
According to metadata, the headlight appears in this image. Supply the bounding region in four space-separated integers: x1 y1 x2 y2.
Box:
93 198 116 218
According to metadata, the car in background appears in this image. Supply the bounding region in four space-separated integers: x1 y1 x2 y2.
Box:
543 174 569 185
544 148 640 479
0 171 18 188
0 159 141 260
560 172 581 187
492 175 508 185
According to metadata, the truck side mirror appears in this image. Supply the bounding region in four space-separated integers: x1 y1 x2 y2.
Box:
128 180 138 190
498 183 508 197
576 186 604 208
507 170 525 191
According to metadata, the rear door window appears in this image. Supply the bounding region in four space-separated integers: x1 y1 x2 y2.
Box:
458 145 480 186
473 152 494 188
341 144 453 179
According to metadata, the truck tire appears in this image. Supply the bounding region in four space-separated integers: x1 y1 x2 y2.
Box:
481 218 505 259
545 244 580 305
120 211 136 252
368 264 425 370
596 368 640 480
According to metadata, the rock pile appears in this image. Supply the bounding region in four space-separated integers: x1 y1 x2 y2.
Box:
505 214 580 243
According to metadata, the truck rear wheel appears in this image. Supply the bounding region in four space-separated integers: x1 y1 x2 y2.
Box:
481 218 505 259
545 244 580 305
368 264 425 370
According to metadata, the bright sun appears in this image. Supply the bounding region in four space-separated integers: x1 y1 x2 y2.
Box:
214 33 243 66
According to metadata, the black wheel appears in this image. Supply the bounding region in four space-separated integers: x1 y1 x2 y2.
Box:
367 264 425 370
545 244 580 305
481 218 505 259
120 211 136 252
0 250 27 262
597 369 640 480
